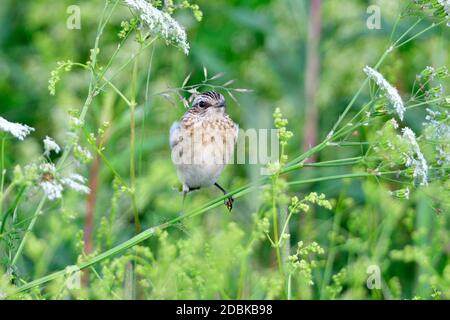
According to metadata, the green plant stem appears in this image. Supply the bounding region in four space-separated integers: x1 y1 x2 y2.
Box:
139 45 155 176
278 200 311 247
130 103 141 234
61 62 133 108
82 128 129 187
287 172 372 186
407 97 446 109
130 43 141 234
236 238 256 299
97 38 157 93
287 274 292 300
287 140 328 166
103 77 132 106
394 19 445 49
302 157 363 167
0 182 16 210
0 137 5 217
319 199 344 299
0 186 26 236
271 176 283 276
11 197 46 266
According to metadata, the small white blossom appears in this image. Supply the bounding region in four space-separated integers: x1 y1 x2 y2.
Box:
43 136 61 156
436 145 450 166
74 145 93 163
0 116 34 140
37 163 90 200
40 180 63 200
124 0 190 54
423 109 449 166
69 116 84 129
38 163 61 200
423 66 436 80
363 66 406 120
402 128 428 186
389 118 399 129
39 162 57 175
437 0 450 26
61 174 90 194
423 109 450 140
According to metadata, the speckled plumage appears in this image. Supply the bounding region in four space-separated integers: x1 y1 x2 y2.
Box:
170 91 238 210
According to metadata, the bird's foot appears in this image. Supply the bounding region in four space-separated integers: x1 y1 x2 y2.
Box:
224 196 234 212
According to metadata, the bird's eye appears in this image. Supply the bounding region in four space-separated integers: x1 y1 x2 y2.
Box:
199 101 206 108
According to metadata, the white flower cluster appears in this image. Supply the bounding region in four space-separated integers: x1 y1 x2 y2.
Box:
37 163 90 201
423 108 449 166
61 174 91 195
0 116 34 140
435 145 450 165
420 66 437 81
40 180 64 200
389 118 399 129
74 145 93 163
38 163 63 200
401 128 429 186
437 0 450 26
363 66 406 120
424 108 450 140
124 0 190 54
43 136 61 156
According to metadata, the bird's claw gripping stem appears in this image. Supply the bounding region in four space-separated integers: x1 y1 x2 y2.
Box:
224 196 234 212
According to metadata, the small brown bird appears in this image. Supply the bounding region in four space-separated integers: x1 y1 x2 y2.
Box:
170 91 238 211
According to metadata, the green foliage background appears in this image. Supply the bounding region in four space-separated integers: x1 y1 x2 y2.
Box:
0 0 449 299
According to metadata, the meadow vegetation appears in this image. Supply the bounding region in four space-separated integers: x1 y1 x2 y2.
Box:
0 0 449 299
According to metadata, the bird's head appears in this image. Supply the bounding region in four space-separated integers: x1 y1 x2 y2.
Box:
189 91 226 116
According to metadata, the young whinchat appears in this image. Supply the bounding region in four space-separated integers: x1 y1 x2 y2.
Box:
170 91 238 211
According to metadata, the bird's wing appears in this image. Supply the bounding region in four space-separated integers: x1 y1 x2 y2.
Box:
169 121 181 149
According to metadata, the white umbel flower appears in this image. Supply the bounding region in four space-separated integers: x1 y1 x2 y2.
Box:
401 128 429 186
38 163 90 200
124 0 190 54
43 136 61 156
38 163 63 200
40 180 64 201
363 66 406 120
0 116 34 140
389 118 399 129
424 109 450 141
423 109 449 166
61 174 90 194
437 0 450 23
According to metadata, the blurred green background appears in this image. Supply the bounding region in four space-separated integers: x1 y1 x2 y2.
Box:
0 0 449 299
